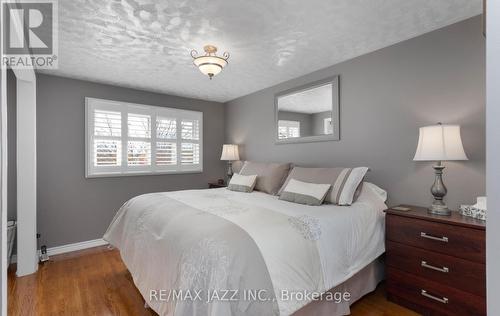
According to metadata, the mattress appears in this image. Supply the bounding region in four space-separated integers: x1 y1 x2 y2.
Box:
104 182 387 316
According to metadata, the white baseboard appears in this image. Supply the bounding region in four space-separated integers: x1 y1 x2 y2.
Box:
10 238 109 264
46 238 108 256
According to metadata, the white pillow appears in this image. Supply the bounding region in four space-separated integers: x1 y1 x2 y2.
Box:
363 182 387 202
279 179 331 206
227 174 258 193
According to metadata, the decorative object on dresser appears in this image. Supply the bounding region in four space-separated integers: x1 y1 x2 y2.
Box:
413 123 468 215
220 144 240 180
460 196 487 220
385 205 486 316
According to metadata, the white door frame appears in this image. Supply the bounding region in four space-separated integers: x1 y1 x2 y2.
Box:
14 74 37 277
1 1 8 314
6 0 38 278
0 46 8 316
486 0 500 314
0 66 37 316
0 0 38 312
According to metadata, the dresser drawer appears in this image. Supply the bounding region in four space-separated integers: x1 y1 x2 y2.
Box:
386 214 485 263
387 267 486 316
386 241 486 297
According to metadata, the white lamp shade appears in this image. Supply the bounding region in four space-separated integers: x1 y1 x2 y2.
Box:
413 124 468 161
220 144 239 161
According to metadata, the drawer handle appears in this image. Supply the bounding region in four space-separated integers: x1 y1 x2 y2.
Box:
420 232 449 242
421 261 449 273
421 289 449 304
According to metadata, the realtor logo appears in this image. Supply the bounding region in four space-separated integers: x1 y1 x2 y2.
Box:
1 0 58 69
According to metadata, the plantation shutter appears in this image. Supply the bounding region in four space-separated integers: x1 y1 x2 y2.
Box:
92 110 122 167
86 98 203 177
156 117 177 166
180 119 200 165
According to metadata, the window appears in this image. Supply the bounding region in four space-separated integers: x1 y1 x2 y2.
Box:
86 98 203 177
278 120 300 139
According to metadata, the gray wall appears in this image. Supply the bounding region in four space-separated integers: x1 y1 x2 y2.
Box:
225 16 485 210
486 1 499 314
34 74 225 247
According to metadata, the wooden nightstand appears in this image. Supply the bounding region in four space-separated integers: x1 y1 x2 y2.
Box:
208 182 226 189
385 205 486 316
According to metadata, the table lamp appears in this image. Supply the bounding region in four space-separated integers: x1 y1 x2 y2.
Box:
413 123 468 215
220 144 239 180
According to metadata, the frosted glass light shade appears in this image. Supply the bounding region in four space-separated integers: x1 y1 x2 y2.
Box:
413 124 468 161
220 144 239 161
193 56 227 77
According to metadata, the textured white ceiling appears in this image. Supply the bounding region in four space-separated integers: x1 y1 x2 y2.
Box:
278 84 332 114
38 0 481 102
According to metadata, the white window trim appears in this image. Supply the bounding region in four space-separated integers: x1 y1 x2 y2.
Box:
85 97 203 178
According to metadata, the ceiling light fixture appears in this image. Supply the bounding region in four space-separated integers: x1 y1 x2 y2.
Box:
191 45 229 80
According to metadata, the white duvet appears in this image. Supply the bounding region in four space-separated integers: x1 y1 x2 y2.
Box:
104 182 387 316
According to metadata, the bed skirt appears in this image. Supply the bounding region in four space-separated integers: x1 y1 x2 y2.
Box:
292 256 384 316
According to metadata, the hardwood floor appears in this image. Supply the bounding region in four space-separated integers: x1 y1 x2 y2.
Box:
8 246 418 316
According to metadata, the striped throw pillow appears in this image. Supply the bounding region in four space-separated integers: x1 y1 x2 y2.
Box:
279 179 331 206
227 173 258 193
330 167 369 205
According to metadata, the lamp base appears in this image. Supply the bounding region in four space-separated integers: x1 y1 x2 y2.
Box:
428 161 451 216
428 204 451 216
226 161 234 182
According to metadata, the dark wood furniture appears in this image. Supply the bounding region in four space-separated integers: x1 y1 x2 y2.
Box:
208 181 226 188
385 205 486 316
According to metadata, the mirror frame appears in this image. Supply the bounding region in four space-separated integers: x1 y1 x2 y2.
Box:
274 75 340 144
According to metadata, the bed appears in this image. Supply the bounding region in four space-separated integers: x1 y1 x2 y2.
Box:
103 182 387 316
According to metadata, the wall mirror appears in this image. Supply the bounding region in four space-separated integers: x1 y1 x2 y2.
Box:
275 76 339 144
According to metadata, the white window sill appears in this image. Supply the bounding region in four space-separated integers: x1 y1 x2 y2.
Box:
85 169 203 179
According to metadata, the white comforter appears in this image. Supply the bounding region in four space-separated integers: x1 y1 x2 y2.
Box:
104 182 387 316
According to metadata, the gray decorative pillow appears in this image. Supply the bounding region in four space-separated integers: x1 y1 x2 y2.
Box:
278 166 368 205
239 161 291 195
279 179 331 206
278 167 344 196
227 174 257 193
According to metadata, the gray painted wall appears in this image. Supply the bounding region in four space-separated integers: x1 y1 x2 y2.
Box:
486 1 499 314
34 74 225 248
225 16 485 210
